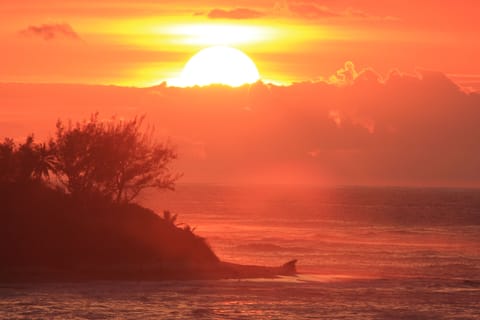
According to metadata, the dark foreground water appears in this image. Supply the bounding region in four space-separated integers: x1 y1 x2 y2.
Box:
1 185 479 319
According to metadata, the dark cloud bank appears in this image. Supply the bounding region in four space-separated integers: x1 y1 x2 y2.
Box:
1 65 479 187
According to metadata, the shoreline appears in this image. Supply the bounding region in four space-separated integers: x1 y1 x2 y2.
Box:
0 260 297 283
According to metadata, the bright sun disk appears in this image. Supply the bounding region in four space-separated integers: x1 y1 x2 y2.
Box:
175 46 260 87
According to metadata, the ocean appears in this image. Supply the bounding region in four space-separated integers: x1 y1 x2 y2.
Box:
1 185 479 319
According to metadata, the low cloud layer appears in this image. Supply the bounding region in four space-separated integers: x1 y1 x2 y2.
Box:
19 23 80 41
0 63 478 187
282 2 398 20
207 8 265 19
201 2 397 21
284 1 340 19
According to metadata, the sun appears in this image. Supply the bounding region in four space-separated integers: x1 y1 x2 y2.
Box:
177 46 260 87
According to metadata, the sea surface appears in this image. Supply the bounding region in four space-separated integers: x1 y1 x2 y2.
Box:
1 185 480 319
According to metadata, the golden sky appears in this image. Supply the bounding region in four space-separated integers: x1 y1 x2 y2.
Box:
1 0 479 89
1 1 480 187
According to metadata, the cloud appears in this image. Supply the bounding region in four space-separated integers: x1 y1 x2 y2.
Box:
343 7 399 21
274 1 399 21
273 1 340 19
330 61 359 84
206 8 265 19
242 68 479 185
199 2 399 22
287 2 340 19
0 65 479 186
19 23 80 41
328 61 382 86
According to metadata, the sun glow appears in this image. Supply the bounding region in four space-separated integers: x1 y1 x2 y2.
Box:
163 24 274 47
171 46 260 87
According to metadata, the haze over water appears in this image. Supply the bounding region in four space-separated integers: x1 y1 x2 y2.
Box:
2 185 479 319
150 185 480 279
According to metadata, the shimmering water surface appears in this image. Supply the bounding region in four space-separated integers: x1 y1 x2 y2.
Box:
1 185 480 319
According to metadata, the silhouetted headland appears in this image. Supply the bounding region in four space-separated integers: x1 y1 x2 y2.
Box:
0 181 296 281
0 115 297 281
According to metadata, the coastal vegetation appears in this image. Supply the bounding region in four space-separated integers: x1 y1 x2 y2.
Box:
0 114 296 280
0 115 218 280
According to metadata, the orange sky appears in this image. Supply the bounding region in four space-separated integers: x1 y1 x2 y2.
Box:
1 0 480 89
1 1 480 187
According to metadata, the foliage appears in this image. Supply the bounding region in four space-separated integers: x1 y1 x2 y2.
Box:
52 114 180 203
0 114 179 204
162 210 178 226
0 135 56 184
0 115 221 281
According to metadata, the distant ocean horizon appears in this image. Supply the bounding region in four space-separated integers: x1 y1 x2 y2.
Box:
2 184 479 319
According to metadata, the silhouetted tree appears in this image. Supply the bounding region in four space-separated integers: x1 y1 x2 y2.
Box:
52 114 179 203
17 136 56 182
30 142 57 181
0 138 16 184
0 136 55 184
